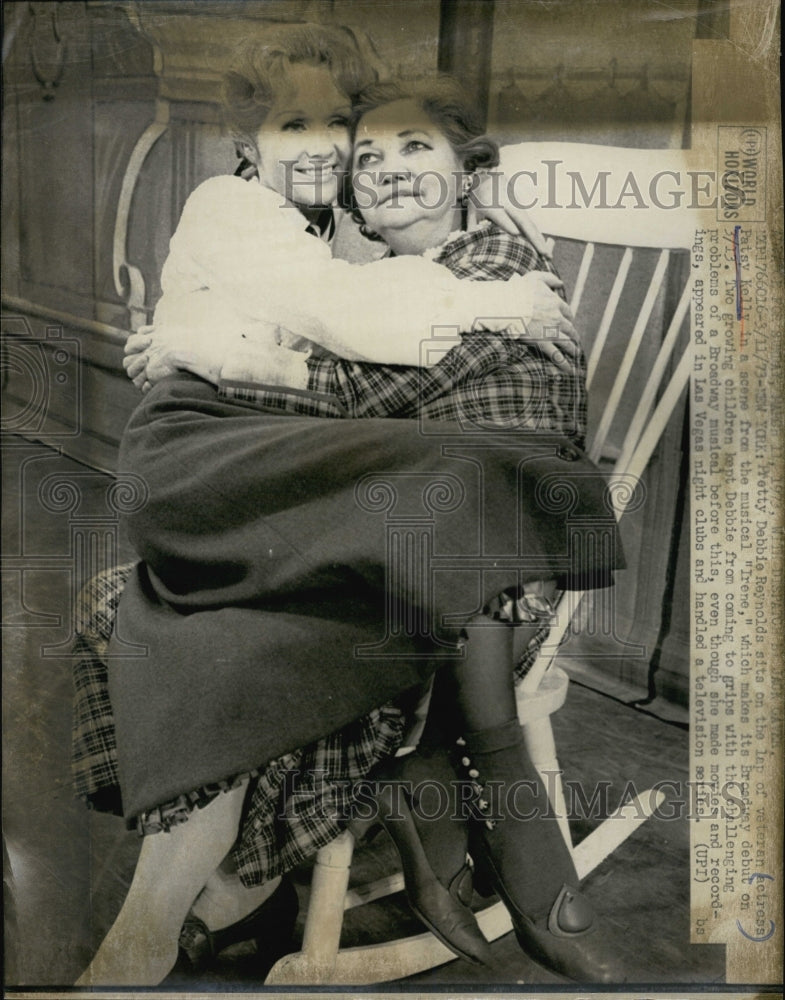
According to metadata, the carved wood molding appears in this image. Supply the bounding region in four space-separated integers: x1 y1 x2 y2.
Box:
112 100 171 331
28 2 67 101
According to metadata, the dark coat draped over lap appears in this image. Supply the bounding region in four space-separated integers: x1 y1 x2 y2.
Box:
108 373 623 820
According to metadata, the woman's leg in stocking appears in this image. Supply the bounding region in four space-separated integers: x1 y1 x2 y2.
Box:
419 581 555 747
449 615 626 983
76 783 247 986
360 620 546 964
190 856 281 932
456 616 577 914
411 618 544 899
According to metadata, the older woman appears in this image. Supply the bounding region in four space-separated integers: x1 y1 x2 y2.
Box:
338 79 624 983
76 29 622 988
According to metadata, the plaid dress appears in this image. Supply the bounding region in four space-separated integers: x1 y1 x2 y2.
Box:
72 223 584 885
72 564 407 880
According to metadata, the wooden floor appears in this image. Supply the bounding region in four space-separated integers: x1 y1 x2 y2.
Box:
2 439 726 988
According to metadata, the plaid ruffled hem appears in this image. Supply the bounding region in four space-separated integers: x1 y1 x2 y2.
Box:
72 563 550 885
134 771 256 835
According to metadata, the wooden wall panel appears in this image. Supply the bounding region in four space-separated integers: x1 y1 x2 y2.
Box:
2 306 138 474
13 5 95 315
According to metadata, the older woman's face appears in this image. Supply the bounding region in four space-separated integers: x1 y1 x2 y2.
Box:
253 62 352 208
352 100 464 241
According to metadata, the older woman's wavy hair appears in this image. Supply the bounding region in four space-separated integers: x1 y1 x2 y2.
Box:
222 23 379 142
346 76 500 237
351 77 499 172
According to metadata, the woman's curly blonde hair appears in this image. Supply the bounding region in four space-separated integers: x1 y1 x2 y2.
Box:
222 23 379 142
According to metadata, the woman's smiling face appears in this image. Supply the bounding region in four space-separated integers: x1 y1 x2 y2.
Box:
351 99 464 248
253 62 352 208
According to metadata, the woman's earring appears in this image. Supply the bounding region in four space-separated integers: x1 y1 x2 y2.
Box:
461 174 475 204
359 222 380 241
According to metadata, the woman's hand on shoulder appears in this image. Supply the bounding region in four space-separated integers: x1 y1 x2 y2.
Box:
505 271 579 366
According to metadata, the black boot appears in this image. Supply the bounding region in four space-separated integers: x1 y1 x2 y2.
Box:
356 749 493 967
460 720 628 984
